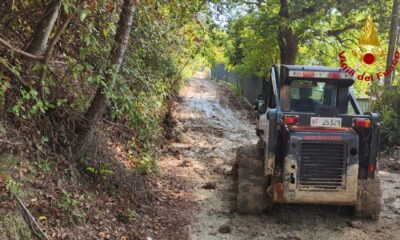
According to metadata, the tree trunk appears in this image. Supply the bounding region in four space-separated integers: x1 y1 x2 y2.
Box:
278 28 297 64
38 13 74 99
278 0 298 64
25 0 61 55
76 0 136 155
84 0 136 123
384 0 400 86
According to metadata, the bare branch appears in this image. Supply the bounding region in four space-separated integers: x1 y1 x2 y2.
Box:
326 23 357 36
0 37 44 60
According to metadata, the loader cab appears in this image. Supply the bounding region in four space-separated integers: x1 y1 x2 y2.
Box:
255 65 358 116
278 65 356 116
256 65 358 146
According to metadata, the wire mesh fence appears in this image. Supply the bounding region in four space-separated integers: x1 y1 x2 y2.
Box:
211 64 264 104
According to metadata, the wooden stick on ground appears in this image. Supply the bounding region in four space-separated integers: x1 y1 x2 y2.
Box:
15 196 48 240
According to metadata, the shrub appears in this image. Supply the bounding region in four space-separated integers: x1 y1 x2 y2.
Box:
374 87 400 148
380 105 400 147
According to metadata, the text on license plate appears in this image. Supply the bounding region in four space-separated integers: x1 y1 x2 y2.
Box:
310 117 342 127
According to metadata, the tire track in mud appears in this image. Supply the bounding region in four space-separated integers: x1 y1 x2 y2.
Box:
164 75 400 240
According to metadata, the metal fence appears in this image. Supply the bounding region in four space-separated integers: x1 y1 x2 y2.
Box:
211 64 264 104
357 98 370 113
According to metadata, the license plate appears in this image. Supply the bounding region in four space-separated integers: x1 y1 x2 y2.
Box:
310 117 342 128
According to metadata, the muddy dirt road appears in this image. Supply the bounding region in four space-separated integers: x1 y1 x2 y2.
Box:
162 75 400 240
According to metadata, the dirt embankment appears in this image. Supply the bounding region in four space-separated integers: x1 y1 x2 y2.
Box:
161 74 400 240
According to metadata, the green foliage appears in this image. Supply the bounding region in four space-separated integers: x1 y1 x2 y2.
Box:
58 190 85 219
0 156 25 198
223 11 280 76
380 105 399 147
35 159 51 173
0 0 212 179
85 165 114 178
214 0 391 84
44 2 212 160
2 0 211 120
81 154 114 178
374 87 400 147
5 178 21 197
61 0 76 14
229 82 242 97
127 209 138 222
101 4 210 154
137 151 155 174
9 88 54 118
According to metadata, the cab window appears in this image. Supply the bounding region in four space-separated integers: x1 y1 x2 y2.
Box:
285 80 338 113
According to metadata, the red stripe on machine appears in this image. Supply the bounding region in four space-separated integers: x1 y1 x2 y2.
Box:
302 72 315 78
329 72 340 78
